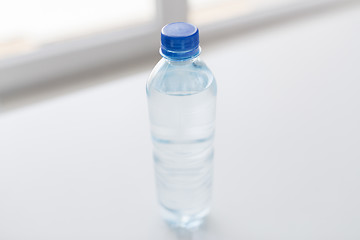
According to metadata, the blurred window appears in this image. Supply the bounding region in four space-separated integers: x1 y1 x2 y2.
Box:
0 0 155 59
189 0 302 25
0 0 339 91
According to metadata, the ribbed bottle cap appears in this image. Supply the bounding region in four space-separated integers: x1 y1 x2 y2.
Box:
160 22 200 60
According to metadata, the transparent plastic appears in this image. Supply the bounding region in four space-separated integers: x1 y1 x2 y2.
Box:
146 55 217 229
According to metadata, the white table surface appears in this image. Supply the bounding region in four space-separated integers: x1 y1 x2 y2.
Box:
1 4 360 240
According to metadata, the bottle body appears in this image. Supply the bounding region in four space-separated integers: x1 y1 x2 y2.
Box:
146 56 217 228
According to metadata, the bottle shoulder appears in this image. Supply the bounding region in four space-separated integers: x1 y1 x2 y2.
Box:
147 57 216 96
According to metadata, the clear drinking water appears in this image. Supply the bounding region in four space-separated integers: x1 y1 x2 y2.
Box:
146 23 217 229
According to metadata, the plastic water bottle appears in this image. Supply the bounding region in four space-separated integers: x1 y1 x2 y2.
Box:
146 22 217 229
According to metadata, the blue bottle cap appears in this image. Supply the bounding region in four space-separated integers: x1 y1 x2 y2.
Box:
160 22 200 60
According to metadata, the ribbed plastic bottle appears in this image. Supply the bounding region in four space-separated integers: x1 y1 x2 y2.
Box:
146 22 217 229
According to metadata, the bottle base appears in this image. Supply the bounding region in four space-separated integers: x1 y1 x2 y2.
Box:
160 205 210 230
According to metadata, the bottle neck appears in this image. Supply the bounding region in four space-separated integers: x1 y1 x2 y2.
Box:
163 53 201 66
160 46 201 62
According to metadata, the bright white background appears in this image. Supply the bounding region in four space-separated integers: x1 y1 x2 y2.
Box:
0 2 360 239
